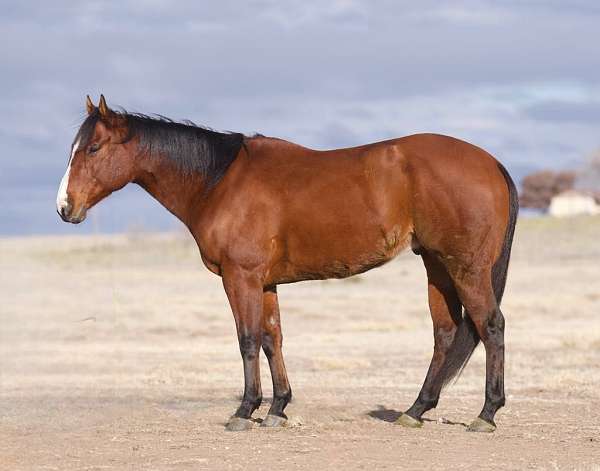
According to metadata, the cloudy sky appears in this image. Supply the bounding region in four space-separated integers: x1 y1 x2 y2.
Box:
2 0 599 234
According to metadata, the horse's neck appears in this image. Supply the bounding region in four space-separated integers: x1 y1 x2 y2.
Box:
135 156 205 228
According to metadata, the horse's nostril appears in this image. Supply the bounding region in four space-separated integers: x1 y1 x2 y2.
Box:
58 202 73 221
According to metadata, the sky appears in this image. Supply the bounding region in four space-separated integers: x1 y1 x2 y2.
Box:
1 0 599 235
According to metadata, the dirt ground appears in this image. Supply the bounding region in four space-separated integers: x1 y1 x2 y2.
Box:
1 216 600 470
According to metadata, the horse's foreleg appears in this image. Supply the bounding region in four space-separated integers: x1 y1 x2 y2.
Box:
260 286 292 427
222 265 264 431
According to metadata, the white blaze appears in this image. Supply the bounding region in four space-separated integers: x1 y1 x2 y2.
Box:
56 138 80 212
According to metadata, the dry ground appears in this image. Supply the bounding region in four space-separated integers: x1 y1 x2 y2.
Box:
1 216 600 470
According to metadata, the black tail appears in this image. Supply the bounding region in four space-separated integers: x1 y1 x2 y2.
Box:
440 162 519 387
491 162 519 305
440 315 480 388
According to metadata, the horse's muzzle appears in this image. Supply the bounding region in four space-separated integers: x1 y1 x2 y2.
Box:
57 203 86 224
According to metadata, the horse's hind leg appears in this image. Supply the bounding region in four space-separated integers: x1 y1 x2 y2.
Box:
260 286 292 427
398 251 478 427
452 268 505 433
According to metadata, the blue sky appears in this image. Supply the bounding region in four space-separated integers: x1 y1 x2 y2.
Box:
1 1 599 234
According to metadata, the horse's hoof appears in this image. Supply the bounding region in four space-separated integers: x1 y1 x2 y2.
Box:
395 413 423 428
466 417 496 433
261 414 287 428
225 417 254 432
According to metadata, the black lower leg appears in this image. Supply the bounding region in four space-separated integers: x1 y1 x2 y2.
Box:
235 334 262 418
405 328 454 420
479 309 505 425
262 333 292 418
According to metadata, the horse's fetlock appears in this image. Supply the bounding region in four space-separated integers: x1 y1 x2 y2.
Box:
277 388 292 403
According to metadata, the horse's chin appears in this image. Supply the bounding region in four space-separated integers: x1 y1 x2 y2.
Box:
64 207 87 224
69 215 86 224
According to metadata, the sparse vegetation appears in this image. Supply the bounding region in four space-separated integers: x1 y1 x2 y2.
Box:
1 216 599 469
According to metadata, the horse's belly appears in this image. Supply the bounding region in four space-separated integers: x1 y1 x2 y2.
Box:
273 223 412 284
267 155 413 284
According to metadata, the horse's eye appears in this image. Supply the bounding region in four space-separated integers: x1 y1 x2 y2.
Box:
88 143 100 154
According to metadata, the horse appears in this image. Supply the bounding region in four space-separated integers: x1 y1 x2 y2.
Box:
57 95 518 432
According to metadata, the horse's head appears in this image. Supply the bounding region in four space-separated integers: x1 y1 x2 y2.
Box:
56 95 136 224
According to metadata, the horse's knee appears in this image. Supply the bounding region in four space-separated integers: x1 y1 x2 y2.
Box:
277 387 292 404
239 334 260 360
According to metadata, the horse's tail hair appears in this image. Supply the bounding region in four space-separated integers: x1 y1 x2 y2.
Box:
440 162 518 388
439 314 480 388
491 162 519 306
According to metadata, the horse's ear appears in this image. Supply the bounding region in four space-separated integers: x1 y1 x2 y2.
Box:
86 95 95 115
98 94 111 118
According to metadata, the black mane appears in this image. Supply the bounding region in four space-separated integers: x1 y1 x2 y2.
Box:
77 109 245 187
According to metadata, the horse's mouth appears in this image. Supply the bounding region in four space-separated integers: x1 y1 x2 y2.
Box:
57 207 87 224
68 214 86 224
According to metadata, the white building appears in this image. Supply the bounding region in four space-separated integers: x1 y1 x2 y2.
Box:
549 190 600 217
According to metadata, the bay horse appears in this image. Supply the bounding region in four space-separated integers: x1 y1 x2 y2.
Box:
57 95 518 433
